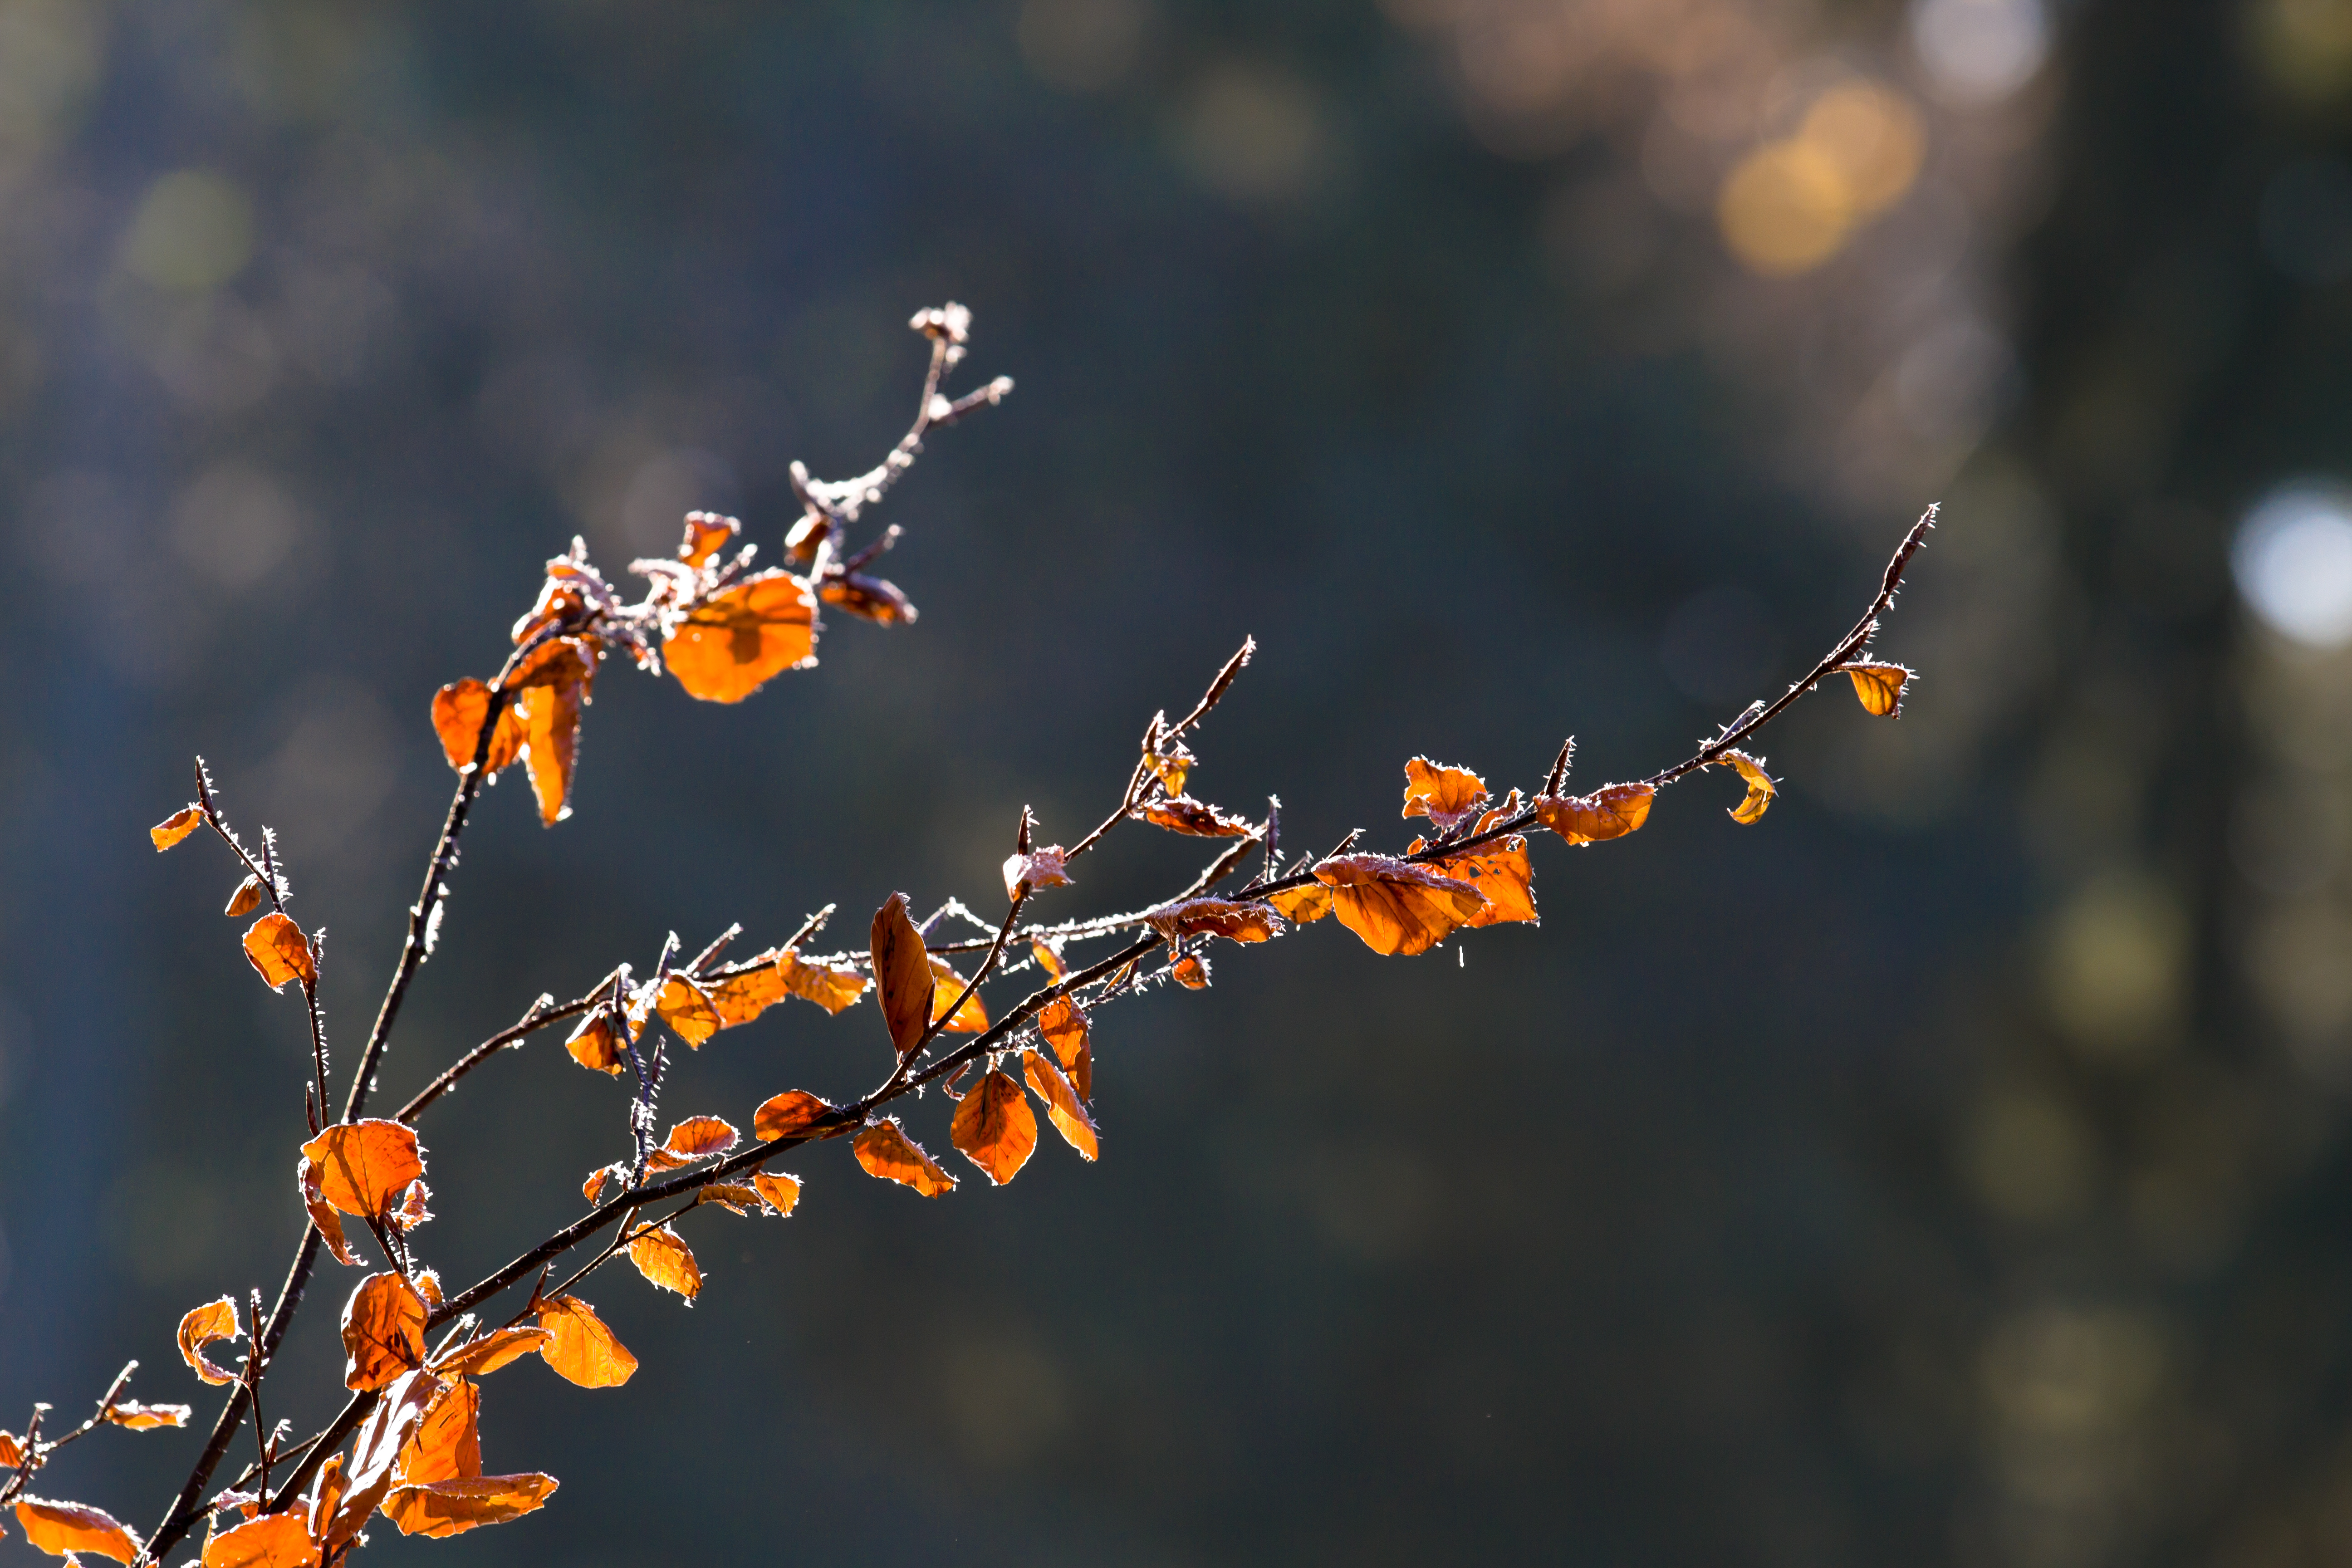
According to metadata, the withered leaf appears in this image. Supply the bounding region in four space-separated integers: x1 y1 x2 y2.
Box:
818 573 918 626
509 638 594 826
533 1296 637 1388
1414 812 1537 928
871 892 933 1058
564 1012 624 1075
1149 897 1280 944
751 1170 802 1216
415 1269 443 1310
664 569 817 703
1401 757 1490 830
428 679 524 778
199 1510 316 1568
428 1326 550 1379
1037 996 1089 1074
654 975 721 1046
177 1297 242 1386
1002 845 1074 900
242 912 315 991
627 1225 702 1300
380 1474 559 1539
103 1401 190 1431
1141 796 1258 838
853 1120 956 1196
393 1377 479 1485
151 805 205 851
581 1163 622 1205
298 1157 362 1268
950 1069 1038 1186
15 1498 141 1563
929 957 989 1033
390 1180 433 1232
659 1116 738 1161
1534 782 1655 846
222 875 264 917
327 1369 435 1550
678 510 740 569
1313 853 1488 957
1022 1049 1099 1161
1265 882 1333 924
341 1272 427 1392
698 1182 762 1214
1714 749 1776 824
753 1089 836 1143
1031 938 1068 983
300 1455 345 1551
1171 953 1210 989
1148 741 1195 796
0 1431 22 1466
707 963 788 1028
302 1120 425 1219
1844 661 1912 717
776 948 868 1014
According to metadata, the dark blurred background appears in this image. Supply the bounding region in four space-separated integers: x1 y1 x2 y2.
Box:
6 0 2352 1563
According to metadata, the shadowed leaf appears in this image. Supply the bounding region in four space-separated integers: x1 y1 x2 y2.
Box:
753 1090 836 1142
871 892 933 1057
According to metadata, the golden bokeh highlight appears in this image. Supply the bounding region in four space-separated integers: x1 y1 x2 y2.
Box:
1716 78 1925 277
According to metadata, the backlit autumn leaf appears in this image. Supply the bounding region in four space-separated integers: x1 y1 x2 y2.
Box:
301 1120 425 1219
390 1180 432 1231
1401 757 1490 830
1414 811 1537 928
393 1377 479 1485
950 1070 1038 1186
1031 938 1068 982
103 1401 190 1430
853 1120 957 1196
533 1295 637 1388
1148 741 1195 796
776 949 868 1014
657 1115 738 1162
415 1269 443 1309
1265 883 1333 924
664 570 816 703
300 1455 344 1548
150 805 204 851
698 1182 762 1214
509 638 594 826
1843 661 1912 717
929 957 989 1033
871 892 933 1058
1002 845 1074 900
1713 749 1776 824
223 875 264 917
1533 782 1655 846
627 1225 702 1300
564 1012 623 1075
15 1498 141 1563
1037 996 1088 1073
0 1431 22 1466
341 1272 427 1391
428 1326 551 1379
678 510 739 569
326 1369 436 1550
753 1089 836 1143
242 912 315 990
653 975 721 1046
298 1157 363 1268
581 1163 622 1205
1141 796 1258 838
198 1509 316 1568
428 679 524 777
818 573 917 625
751 1171 802 1216
707 963 788 1028
1312 854 1488 957
1149 897 1280 944
1171 953 1210 988
1022 1049 1099 1161
177 1297 241 1386
380 1474 559 1539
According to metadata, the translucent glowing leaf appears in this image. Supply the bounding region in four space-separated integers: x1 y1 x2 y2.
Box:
242 913 314 990
509 638 595 826
1312 853 1487 957
1265 883 1333 924
0 1431 21 1466
533 1295 637 1387
581 1163 622 1205
150 805 204 851
15 1498 141 1563
1141 796 1257 838
415 1269 443 1310
654 975 721 1046
177 1297 242 1386
390 1180 433 1232
429 1326 551 1379
1843 661 1912 717
928 957 989 1033
393 1377 479 1485
627 1225 702 1300
1533 783 1655 846
328 1369 435 1550
301 1120 425 1219
664 569 816 703
950 1069 1038 1186
753 1089 836 1143
1414 812 1537 928
776 949 868 1014
707 964 788 1028
223 875 264 917
103 1401 190 1430
698 1182 761 1214
1714 749 1776 824
818 573 917 626
564 1013 623 1075
300 1455 344 1549
1171 953 1210 989
853 1120 956 1196
1401 757 1489 830
658 1116 738 1161
751 1171 802 1216
1031 938 1068 983
1021 1049 1099 1161
341 1272 427 1392
1037 997 1088 1075
428 679 523 777
678 510 739 569
298 1157 362 1268
380 1474 558 1539
1147 741 1195 796
1149 897 1279 944
871 892 933 1057
199 1509 315 1568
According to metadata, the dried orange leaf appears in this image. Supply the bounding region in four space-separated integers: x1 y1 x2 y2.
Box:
429 1326 550 1379
1312 853 1487 957
393 1377 479 1485
390 1179 433 1232
627 1225 702 1300
654 975 721 1046
1031 938 1068 982
509 639 594 826
1265 883 1333 924
199 1509 315 1568
707 963 788 1028
818 572 917 626
300 1455 345 1549
342 1272 427 1392
103 1401 190 1431
1714 749 1776 824
1022 1049 1099 1161
659 1116 739 1161
297 1157 362 1268
581 1163 622 1205
950 1069 1039 1186
776 949 868 1014
853 1120 957 1196
1416 815 1537 928
242 912 315 990
222 875 264 917
0 1431 22 1467
564 1012 624 1075
1147 741 1195 796
327 1369 435 1549
664 569 816 703
698 1182 762 1214
871 892 933 1057
1140 796 1258 838
1037 996 1089 1075
178 1297 242 1386
301 1120 425 1219
15 1498 141 1563
1534 782 1655 846
1844 661 1912 717
928 957 990 1033
533 1295 637 1387
751 1171 802 1216
753 1089 836 1143
1149 897 1280 944
1171 953 1210 989
415 1269 443 1310
380 1474 558 1539
1401 757 1490 830
151 805 205 851
1002 846 1074 900
429 678 524 777
678 510 739 569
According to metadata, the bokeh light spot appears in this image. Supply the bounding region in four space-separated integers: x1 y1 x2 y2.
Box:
1717 137 1849 275
1911 0 2048 104
120 169 254 294
2233 482 2352 647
